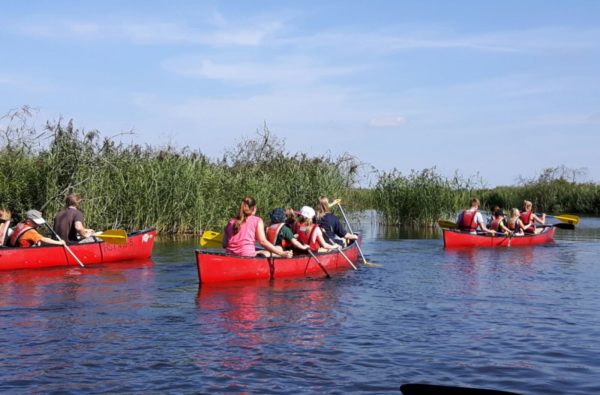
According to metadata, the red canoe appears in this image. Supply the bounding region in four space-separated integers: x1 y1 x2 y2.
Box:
195 240 360 283
443 226 556 248
0 228 156 270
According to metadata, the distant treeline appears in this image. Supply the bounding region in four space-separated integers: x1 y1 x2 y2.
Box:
0 107 357 233
2 107 599 232
372 166 600 226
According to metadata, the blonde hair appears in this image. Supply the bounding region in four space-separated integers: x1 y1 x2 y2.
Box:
510 208 520 218
523 200 533 211
234 196 256 234
316 196 330 221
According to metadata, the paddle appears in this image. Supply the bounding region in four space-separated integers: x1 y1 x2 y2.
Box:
400 383 521 395
547 213 579 225
438 219 458 229
335 245 358 270
200 230 223 248
330 199 379 267
542 223 575 230
307 249 331 278
95 229 128 245
41 219 85 268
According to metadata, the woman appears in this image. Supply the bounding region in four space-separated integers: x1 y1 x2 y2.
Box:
506 208 525 236
315 196 358 247
295 205 339 253
222 197 292 258
520 200 545 234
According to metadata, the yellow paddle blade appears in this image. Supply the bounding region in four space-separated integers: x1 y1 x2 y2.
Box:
437 220 458 229
95 229 128 245
553 214 580 225
200 230 223 248
328 198 342 208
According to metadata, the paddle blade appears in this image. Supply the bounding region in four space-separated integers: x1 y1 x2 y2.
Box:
96 229 128 245
553 222 575 230
553 214 580 225
328 198 342 208
438 220 458 229
200 230 223 248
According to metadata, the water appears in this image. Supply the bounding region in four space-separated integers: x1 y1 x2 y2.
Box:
1 217 600 394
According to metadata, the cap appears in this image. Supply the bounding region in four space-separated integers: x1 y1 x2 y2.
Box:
299 206 315 219
269 208 286 224
26 209 45 225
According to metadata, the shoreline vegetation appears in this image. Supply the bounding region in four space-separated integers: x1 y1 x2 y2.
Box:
2 107 599 233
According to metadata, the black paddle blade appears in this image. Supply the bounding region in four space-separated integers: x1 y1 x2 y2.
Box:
400 383 522 395
553 222 575 230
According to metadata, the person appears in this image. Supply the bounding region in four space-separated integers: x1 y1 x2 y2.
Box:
456 198 496 235
486 205 500 228
488 209 511 235
295 206 339 253
53 193 95 243
520 200 545 234
315 196 358 247
222 196 293 258
284 207 300 235
266 208 307 251
0 208 12 246
8 209 66 247
507 208 525 236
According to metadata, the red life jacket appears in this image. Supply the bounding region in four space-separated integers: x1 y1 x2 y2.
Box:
458 210 478 232
507 218 517 231
296 224 320 251
266 223 291 249
520 210 535 233
489 218 502 232
9 222 35 247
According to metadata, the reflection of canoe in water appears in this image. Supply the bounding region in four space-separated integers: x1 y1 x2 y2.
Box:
195 240 360 283
0 228 156 271
443 227 556 248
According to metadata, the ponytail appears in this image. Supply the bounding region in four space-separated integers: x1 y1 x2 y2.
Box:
315 196 330 221
234 196 256 234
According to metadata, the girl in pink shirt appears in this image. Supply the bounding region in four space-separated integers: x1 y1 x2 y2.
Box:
223 196 293 258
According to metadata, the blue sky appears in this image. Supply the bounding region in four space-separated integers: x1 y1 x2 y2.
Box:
1 1 599 186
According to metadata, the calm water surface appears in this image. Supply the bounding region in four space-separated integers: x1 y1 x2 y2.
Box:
1 216 600 394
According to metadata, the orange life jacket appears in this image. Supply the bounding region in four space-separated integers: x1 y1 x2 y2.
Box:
9 222 35 247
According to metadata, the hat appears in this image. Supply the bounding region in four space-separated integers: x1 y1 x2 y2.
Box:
269 208 286 224
298 206 315 219
26 209 45 225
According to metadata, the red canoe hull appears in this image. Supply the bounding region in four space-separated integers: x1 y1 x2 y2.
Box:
0 228 156 270
443 227 556 248
195 240 360 283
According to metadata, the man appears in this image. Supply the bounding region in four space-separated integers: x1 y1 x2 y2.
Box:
456 198 496 235
53 193 94 243
8 209 66 247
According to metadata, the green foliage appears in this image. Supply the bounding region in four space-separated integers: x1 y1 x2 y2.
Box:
0 109 357 233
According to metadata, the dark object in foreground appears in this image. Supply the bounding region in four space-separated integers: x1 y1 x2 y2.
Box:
400 383 521 395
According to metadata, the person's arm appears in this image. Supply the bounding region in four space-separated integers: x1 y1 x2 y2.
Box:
256 219 292 258
290 237 309 250
531 213 546 225
74 221 94 238
40 236 66 246
499 220 511 234
316 227 338 250
476 213 496 235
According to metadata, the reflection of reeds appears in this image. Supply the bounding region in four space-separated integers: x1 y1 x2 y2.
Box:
373 167 600 226
0 110 357 233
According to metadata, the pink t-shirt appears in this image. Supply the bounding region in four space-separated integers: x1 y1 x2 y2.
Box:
224 215 262 256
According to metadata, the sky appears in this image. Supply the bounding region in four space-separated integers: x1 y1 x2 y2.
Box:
1 0 599 187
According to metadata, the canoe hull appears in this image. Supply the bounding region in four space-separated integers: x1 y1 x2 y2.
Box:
443 227 556 248
0 228 156 270
195 240 360 283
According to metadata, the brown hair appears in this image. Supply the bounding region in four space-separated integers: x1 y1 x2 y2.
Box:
0 208 11 222
315 196 330 221
284 207 296 226
66 193 82 208
470 198 480 207
234 196 256 234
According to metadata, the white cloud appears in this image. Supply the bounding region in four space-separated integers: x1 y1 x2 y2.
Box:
369 116 407 128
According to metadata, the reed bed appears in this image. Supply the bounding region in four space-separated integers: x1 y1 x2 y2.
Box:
0 108 357 234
